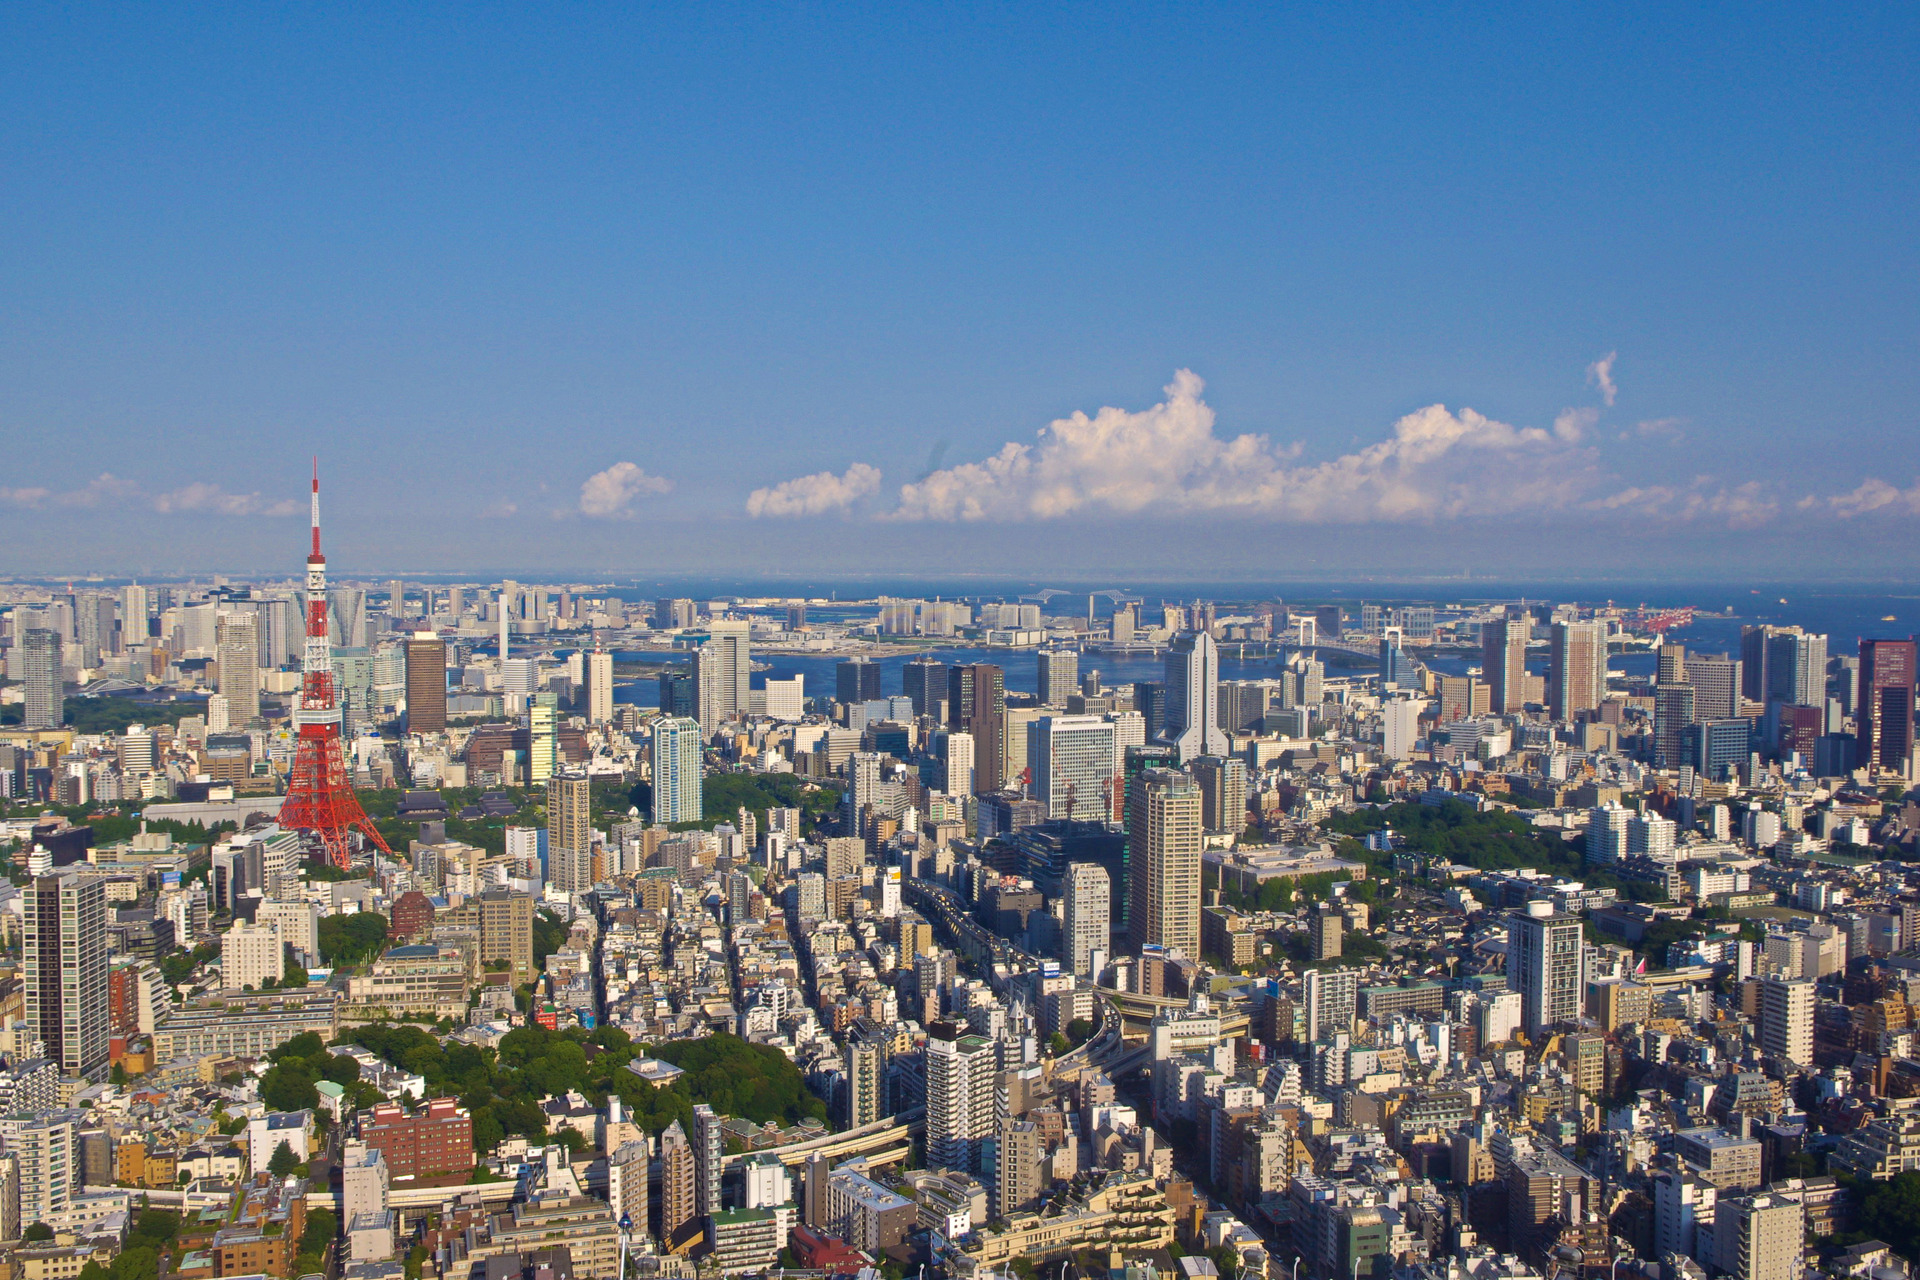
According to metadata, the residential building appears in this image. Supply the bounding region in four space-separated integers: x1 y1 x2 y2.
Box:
25 873 108 1077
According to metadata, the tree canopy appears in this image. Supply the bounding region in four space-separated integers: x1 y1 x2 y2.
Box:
319 911 390 967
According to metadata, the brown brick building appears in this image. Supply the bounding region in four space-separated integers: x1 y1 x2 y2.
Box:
362 1097 474 1176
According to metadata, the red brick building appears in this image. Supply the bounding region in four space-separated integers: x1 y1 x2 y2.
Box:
361 1097 474 1177
390 890 436 943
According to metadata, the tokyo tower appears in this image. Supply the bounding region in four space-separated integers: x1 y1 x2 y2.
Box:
279 463 392 870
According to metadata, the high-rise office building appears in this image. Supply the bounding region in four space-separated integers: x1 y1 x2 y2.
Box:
659 670 697 719
1858 639 1916 775
652 717 704 824
836 658 882 705
703 619 752 722
528 692 558 784
1481 618 1529 713
1547 621 1605 720
1036 649 1079 707
940 731 975 798
1189 755 1247 834
924 1025 997 1173
1757 975 1814 1065
1658 642 1689 686
328 587 369 649
1683 654 1743 722
1132 681 1168 739
902 658 946 719
1126 768 1201 955
1653 682 1696 770
1063 862 1110 977
1506 910 1585 1037
1028 715 1117 821
120 583 150 645
585 648 615 724
1160 631 1226 762
1766 630 1827 708
25 873 108 1078
20 629 63 729
1381 699 1422 762
948 665 1005 793
404 631 448 733
546 770 594 893
216 612 261 725
1378 635 1416 689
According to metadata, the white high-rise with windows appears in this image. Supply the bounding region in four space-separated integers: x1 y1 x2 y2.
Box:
1159 631 1226 762
1029 716 1117 821
1063 862 1110 977
924 1027 997 1174
585 648 615 724
942 732 975 799
1507 909 1586 1036
652 716 704 825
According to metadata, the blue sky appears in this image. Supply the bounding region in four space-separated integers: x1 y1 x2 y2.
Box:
2 4 1917 578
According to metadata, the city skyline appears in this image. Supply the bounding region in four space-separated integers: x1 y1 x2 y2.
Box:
2 8 1917 576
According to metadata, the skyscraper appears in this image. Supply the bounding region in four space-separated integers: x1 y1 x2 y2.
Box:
941 731 975 798
836 658 882 705
652 716 704 824
659 670 697 718
585 648 615 724
20 629 63 729
546 770 593 893
1028 715 1117 821
1683 653 1743 721
1126 768 1201 956
216 612 261 725
1036 649 1079 707
1189 755 1248 834
1653 681 1696 770
1160 631 1226 761
1377 633 1418 689
528 692 557 784
1547 621 1605 720
404 631 448 733
1506 910 1585 1037
1766 630 1827 708
924 1025 997 1173
1481 618 1529 713
704 619 752 721
658 1119 697 1244
25 873 107 1078
691 1103 724 1220
1857 639 1916 775
949 664 1005 792
1063 862 1110 977
902 658 946 719
843 1031 890 1129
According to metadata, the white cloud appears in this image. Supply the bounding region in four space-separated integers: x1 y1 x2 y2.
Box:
1826 477 1920 517
1587 351 1619 406
578 462 672 518
1621 417 1685 443
0 474 140 510
883 370 1593 523
1585 479 1778 527
746 463 883 518
0 486 52 508
1553 407 1598 442
151 483 301 516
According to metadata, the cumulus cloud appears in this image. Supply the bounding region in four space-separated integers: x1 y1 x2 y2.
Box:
884 370 1593 524
1622 417 1685 443
1553 407 1598 443
578 462 672 518
152 483 301 516
0 474 139 509
1826 477 1920 517
1587 351 1619 406
0 486 53 508
1585 479 1778 527
746 463 883 518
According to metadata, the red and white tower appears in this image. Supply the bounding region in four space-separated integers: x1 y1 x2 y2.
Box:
280 462 392 869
